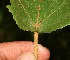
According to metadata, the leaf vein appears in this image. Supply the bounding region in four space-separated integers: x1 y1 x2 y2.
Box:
19 0 35 27
39 0 65 27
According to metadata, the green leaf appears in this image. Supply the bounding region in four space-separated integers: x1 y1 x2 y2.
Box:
7 0 70 33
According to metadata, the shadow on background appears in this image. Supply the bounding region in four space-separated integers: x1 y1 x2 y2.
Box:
0 0 70 60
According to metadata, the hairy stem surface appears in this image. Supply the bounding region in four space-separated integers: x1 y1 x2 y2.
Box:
34 32 38 59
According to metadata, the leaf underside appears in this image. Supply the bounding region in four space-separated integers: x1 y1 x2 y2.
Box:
7 0 70 33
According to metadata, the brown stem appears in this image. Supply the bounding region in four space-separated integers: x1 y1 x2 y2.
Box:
34 32 38 59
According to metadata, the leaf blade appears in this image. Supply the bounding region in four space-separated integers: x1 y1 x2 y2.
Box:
7 0 70 33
